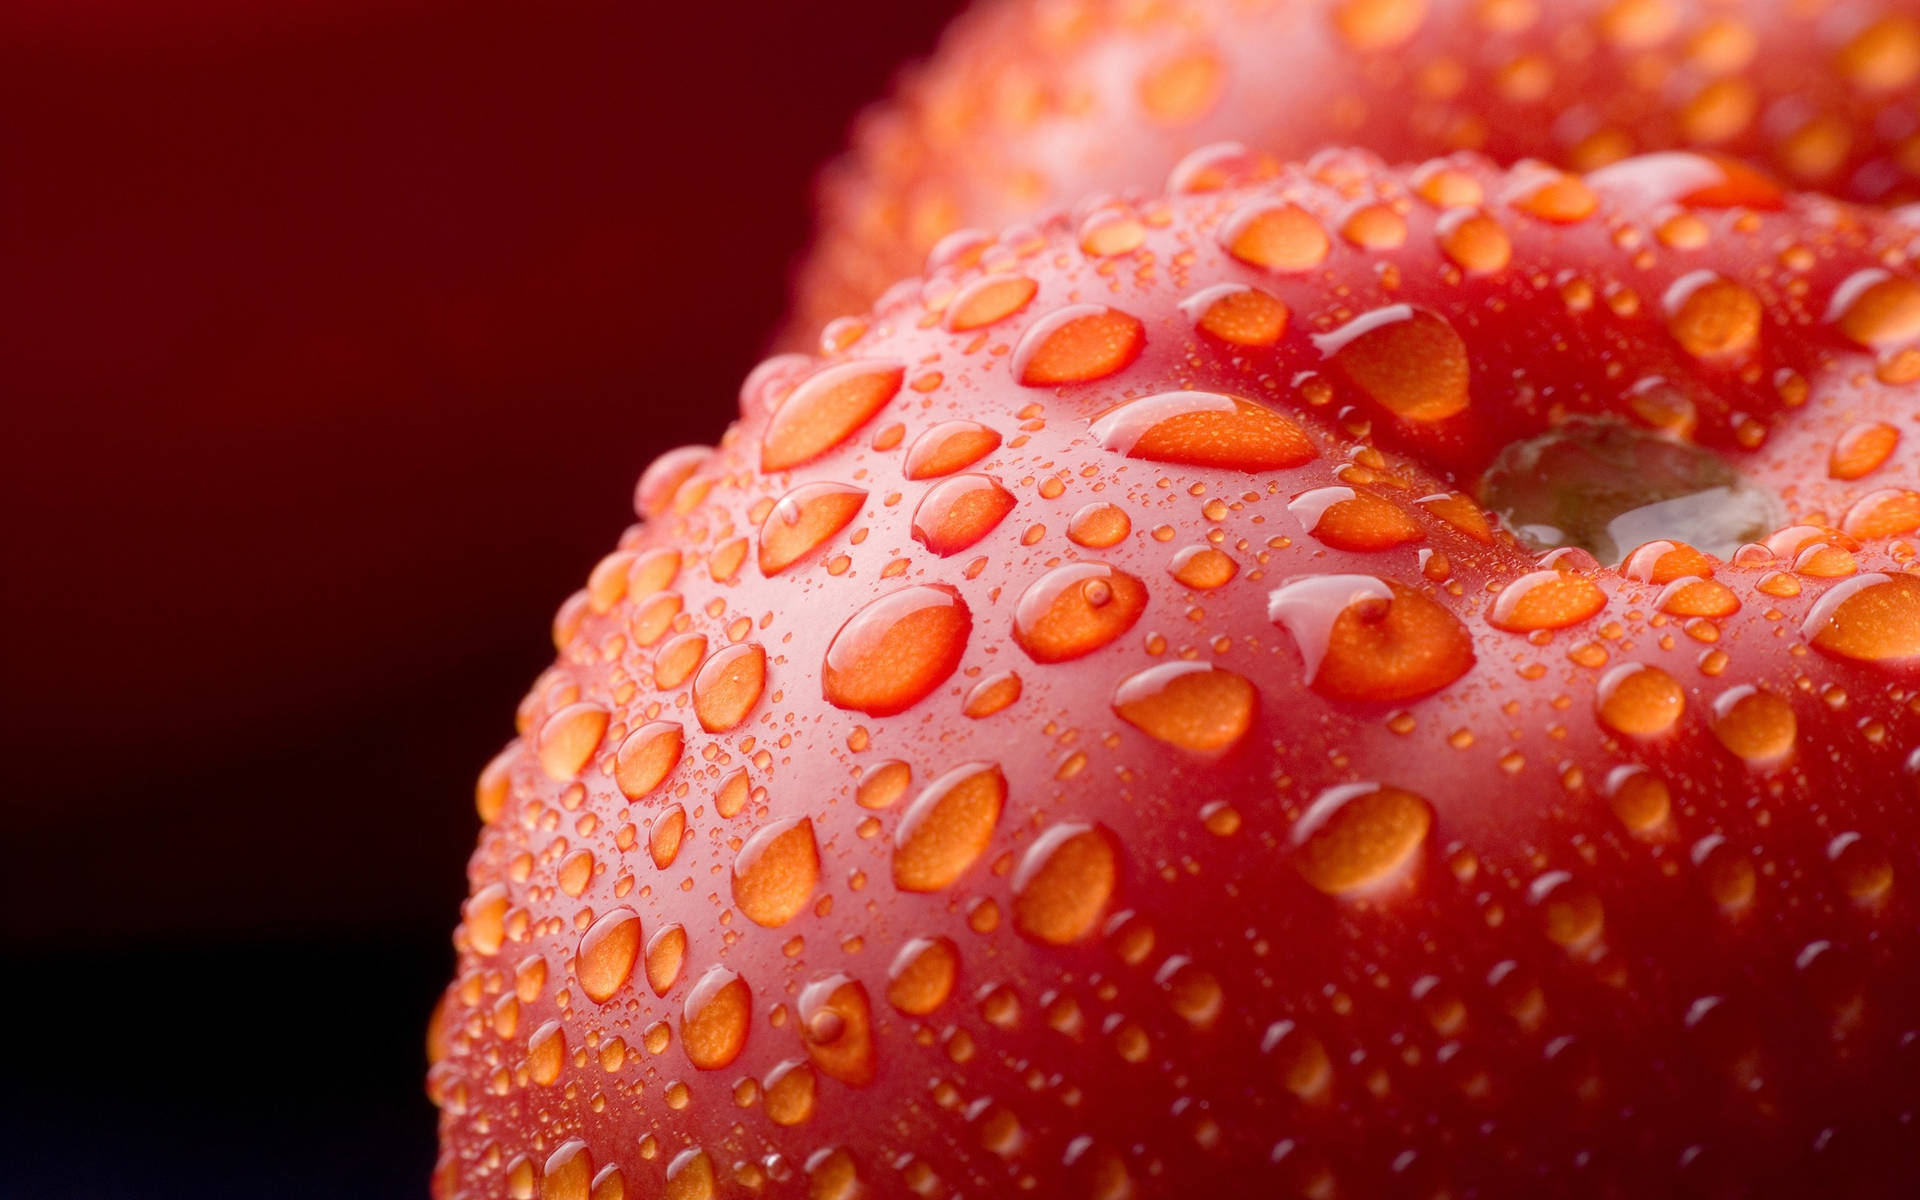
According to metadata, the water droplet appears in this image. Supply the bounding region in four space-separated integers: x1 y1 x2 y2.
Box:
1013 305 1146 386
856 760 911 809
1112 662 1256 755
1529 871 1605 949
635 446 712 519
681 965 751 1070
1830 422 1900 481
1487 569 1608 632
557 849 594 898
904 420 1002 479
759 482 868 575
1012 823 1118 944
1595 662 1685 737
693 642 767 732
1437 210 1512 274
614 721 684 800
1291 783 1433 895
886 936 960 1015
761 360 905 472
1830 270 1920 348
1181 283 1288 346
576 907 643 1004
1221 201 1330 272
893 762 1005 893
1157 956 1224 1027
645 923 686 996
537 702 609 780
664 1148 716 1200
1268 575 1474 701
1829 833 1894 903
1665 271 1762 358
1318 306 1470 421
1510 171 1598 223
1166 140 1279 194
763 1059 817 1126
1605 765 1671 834
464 883 509 955
541 1141 593 1200
1068 503 1132 548
526 1019 566 1087
1711 685 1797 765
1289 486 1424 551
823 585 973 715
1262 1019 1333 1099
1802 573 1920 663
1090 390 1315 470
1139 48 1223 123
1693 835 1756 911
945 274 1039 332
1170 545 1238 589
799 974 876 1085
962 670 1023 718
654 632 707 689
732 817 821 928
1012 563 1148 663
1332 0 1427 51
911 474 1016 556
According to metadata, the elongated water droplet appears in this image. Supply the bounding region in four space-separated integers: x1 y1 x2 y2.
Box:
823 585 972 715
538 702 609 781
1318 306 1470 421
1090 391 1314 471
1012 563 1148 663
1830 270 1920 348
761 360 905 472
1221 201 1330 272
904 420 1002 479
1181 283 1288 346
1289 486 1424 551
759 482 867 575
1013 305 1146 386
893 762 1006 893
681 965 751 1071
911 474 1016 556
945 274 1039 332
693 642 767 732
1802 573 1920 663
1112 662 1256 755
886 936 960 1015
1487 569 1608 632
614 721 684 800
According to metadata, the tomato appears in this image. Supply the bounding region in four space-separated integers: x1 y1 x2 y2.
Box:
431 151 1920 1198
792 0 1920 342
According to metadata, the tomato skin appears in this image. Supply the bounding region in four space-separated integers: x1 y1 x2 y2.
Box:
791 0 1920 343
433 152 1920 1198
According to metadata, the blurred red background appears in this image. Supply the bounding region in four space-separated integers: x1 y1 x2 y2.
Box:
0 1 959 1194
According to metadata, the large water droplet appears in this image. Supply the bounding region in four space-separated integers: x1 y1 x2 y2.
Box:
1487 569 1608 633
1291 783 1433 895
1012 823 1118 945
893 762 1006 893
576 907 643 1004
1111 662 1256 755
911 474 1016 556
1013 305 1146 386
614 721 684 800
732 817 821 928
759 482 867 575
1711 685 1797 765
1012 563 1148 663
1595 662 1685 737
1090 391 1314 471
945 274 1039 332
681 965 751 1070
886 936 960 1015
1181 283 1288 346
1289 486 1424 551
541 1141 593 1200
823 585 972 715
1221 201 1330 272
799 974 876 1086
537 702 609 781
693 642 767 732
1318 306 1470 421
1829 269 1920 348
761 360 905 472
1664 271 1762 358
1268 575 1474 701
904 420 1002 480
1802 574 1920 663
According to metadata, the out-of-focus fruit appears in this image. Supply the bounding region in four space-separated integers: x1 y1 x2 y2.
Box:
432 152 1920 1197
791 0 1920 341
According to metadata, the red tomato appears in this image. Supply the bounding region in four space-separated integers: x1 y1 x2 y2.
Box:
431 152 1920 1198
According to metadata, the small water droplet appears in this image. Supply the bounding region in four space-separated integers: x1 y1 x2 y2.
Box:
645 924 686 996
1170 545 1238 589
1068 503 1132 548
1665 271 1762 358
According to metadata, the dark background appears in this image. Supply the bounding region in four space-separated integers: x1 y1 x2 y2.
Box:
0 2 961 1194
